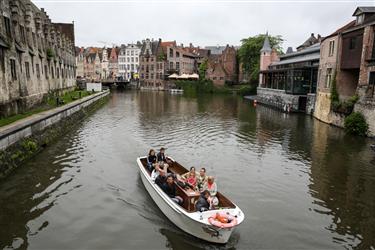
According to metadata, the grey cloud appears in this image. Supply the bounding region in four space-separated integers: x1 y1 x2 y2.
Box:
33 0 369 50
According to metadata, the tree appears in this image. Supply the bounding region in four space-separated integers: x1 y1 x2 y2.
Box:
238 34 283 83
198 59 208 80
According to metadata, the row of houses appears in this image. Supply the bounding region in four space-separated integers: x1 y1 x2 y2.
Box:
257 6 375 136
76 39 239 89
75 42 142 82
0 0 76 117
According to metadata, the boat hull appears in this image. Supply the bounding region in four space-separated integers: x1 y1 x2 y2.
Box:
137 158 237 244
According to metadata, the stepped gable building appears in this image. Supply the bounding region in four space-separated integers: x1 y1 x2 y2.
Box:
205 45 237 86
257 33 320 114
108 46 119 79
139 39 199 89
314 6 375 136
139 38 164 88
0 0 76 117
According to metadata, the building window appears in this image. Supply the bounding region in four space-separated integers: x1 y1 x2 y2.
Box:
328 40 335 57
131 64 134 71
57 67 60 78
135 57 138 62
20 25 26 44
151 73 154 79
0 48 4 72
369 72 375 85
349 37 356 50
176 51 180 57
51 66 54 79
170 62 173 69
4 17 11 38
176 62 180 70
151 64 154 71
25 62 30 79
10 59 17 80
131 57 134 62
45 65 48 79
169 48 173 57
325 68 332 88
36 64 40 78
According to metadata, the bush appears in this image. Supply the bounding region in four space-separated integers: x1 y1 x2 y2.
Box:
237 85 257 96
344 112 368 136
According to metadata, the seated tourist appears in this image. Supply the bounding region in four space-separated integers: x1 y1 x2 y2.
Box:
203 176 219 209
185 171 197 189
181 166 198 180
147 149 157 172
197 167 208 191
195 190 210 212
155 171 167 188
157 147 167 162
162 175 183 205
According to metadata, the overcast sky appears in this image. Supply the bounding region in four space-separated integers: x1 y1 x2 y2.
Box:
32 0 375 51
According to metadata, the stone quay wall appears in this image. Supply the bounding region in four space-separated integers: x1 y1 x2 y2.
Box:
0 90 110 180
256 87 315 115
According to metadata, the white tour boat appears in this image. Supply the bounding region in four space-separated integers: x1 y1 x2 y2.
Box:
137 156 245 244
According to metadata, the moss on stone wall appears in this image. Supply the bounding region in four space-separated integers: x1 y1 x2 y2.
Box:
0 93 109 181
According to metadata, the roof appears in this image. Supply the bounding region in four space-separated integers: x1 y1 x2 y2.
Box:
322 20 356 41
296 33 319 50
140 39 160 56
205 46 227 55
261 34 272 52
271 43 320 66
353 6 375 16
160 41 176 47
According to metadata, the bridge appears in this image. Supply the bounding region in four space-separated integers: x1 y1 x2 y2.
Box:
101 79 131 89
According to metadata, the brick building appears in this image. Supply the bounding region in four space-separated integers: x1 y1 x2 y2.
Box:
139 39 199 89
0 0 76 117
314 6 375 136
139 38 164 89
206 45 238 86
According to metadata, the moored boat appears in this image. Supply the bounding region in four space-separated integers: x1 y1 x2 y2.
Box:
137 156 244 244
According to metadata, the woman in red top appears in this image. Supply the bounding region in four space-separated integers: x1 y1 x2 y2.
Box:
186 171 197 189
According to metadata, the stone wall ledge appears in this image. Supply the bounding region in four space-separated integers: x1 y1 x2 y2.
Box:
0 90 110 150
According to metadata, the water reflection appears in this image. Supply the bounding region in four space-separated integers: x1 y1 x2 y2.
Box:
0 90 374 249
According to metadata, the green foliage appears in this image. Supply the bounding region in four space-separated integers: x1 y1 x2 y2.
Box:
157 53 165 61
237 85 257 96
330 72 339 104
238 34 284 83
21 139 38 153
198 59 208 80
175 79 231 95
344 112 368 136
46 48 55 59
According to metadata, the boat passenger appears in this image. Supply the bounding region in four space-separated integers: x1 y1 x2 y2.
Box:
156 147 169 174
162 175 183 205
197 167 208 191
195 190 210 212
203 176 219 209
157 147 167 162
181 166 198 180
147 149 157 172
155 171 167 188
186 171 197 189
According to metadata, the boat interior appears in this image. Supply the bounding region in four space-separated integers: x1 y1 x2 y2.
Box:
140 157 236 213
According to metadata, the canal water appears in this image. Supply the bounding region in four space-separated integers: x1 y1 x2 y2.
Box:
0 90 374 250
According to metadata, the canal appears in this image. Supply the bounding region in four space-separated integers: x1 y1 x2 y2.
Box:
0 90 374 250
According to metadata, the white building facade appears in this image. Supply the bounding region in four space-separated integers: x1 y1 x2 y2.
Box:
124 43 141 80
118 45 127 80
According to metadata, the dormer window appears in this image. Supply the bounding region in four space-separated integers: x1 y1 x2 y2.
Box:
356 14 364 24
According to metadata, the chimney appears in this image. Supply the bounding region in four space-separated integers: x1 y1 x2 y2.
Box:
159 38 162 43
189 43 193 48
